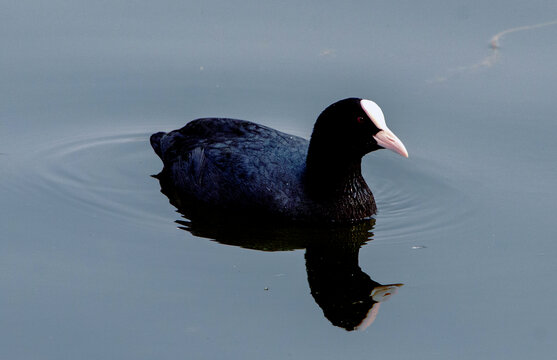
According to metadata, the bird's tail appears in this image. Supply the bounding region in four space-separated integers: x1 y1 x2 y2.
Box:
150 132 166 159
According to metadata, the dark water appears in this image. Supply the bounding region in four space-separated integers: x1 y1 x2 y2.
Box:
2 1 557 359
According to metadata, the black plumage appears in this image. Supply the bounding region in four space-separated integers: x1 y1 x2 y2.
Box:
151 98 407 223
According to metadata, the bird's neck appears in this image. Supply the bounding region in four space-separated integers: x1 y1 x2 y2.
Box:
305 144 368 199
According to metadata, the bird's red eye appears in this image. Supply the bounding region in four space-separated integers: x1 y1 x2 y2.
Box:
357 116 365 124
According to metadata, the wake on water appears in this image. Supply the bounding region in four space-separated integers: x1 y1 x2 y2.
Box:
428 19 557 84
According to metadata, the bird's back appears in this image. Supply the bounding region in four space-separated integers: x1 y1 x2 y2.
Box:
151 118 310 219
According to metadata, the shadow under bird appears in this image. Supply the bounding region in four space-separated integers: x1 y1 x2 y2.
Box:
150 98 408 223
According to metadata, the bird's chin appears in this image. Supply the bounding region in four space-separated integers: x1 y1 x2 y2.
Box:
362 142 382 155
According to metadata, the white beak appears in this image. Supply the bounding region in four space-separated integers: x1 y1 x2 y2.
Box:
373 129 409 158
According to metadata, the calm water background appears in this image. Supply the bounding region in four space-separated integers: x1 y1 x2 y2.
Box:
2 1 557 359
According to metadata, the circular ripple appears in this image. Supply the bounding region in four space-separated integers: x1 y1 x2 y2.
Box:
20 128 171 229
363 154 473 243
14 129 472 241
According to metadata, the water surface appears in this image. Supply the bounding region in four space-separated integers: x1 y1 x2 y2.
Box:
2 1 557 359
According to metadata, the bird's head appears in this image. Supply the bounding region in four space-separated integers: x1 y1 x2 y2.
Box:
311 98 408 159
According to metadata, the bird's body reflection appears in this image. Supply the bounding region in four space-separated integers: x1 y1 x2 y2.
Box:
155 173 403 331
305 235 402 330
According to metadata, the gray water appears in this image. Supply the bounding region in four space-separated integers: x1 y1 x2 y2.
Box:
2 1 557 359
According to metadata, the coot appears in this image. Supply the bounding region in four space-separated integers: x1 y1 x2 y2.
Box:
151 98 408 223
